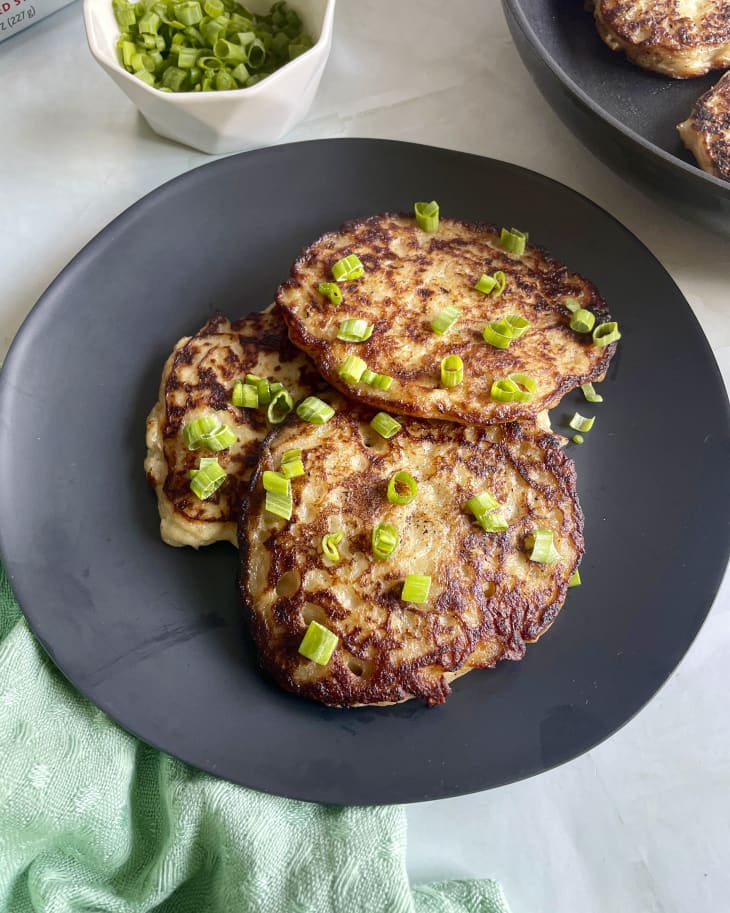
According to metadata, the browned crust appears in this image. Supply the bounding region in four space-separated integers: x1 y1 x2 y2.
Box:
275 213 616 426
239 401 584 707
595 0 730 77
678 71 730 180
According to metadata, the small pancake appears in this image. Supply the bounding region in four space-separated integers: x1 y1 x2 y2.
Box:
275 213 615 426
594 0 730 78
145 308 323 548
240 394 584 707
678 70 730 180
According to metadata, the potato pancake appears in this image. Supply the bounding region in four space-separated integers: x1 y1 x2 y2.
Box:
240 395 584 707
145 309 323 548
275 213 616 426
678 70 730 180
594 0 730 78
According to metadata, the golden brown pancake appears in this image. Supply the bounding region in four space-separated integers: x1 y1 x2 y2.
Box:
275 213 616 426
594 0 730 78
240 394 584 707
678 70 730 179
145 308 323 548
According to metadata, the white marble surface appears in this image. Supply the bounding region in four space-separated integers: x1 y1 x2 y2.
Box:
2 2 729 911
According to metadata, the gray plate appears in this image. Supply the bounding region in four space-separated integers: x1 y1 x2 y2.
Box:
1 139 728 805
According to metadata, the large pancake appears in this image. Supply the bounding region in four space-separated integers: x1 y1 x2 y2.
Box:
145 308 323 548
275 213 616 426
678 70 730 180
240 394 584 707
594 0 730 78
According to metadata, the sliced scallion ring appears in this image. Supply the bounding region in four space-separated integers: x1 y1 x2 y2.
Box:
339 355 368 384
318 282 343 306
475 270 506 297
232 380 258 408
568 570 582 588
370 373 393 390
440 354 464 388
572 434 584 445
282 448 302 463
321 530 344 562
507 372 537 402
265 489 292 521
296 396 335 424
431 305 461 335
479 512 508 532
332 254 365 282
526 529 562 564
482 320 514 349
568 412 595 433
361 369 377 385
490 378 520 402
281 458 304 479
563 297 581 314
414 200 439 232
189 458 226 500
370 412 401 439
500 227 528 255
401 574 431 604
593 321 621 346
298 620 338 665
262 470 290 497
580 383 603 404
372 522 399 560
387 470 418 506
570 308 596 334
504 314 529 338
183 415 219 449
336 318 373 342
267 389 294 424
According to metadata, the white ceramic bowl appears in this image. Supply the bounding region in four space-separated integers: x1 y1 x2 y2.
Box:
83 0 335 154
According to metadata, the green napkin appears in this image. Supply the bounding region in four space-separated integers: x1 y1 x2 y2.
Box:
0 567 510 913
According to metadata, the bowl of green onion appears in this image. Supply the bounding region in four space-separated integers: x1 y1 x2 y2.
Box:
83 0 335 154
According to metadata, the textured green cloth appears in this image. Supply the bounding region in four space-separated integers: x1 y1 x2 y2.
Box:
0 567 510 913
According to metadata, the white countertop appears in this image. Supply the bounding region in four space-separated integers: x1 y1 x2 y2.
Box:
2 2 729 911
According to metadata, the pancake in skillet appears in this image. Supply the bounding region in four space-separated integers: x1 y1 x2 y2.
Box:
240 395 584 707
594 0 730 78
678 70 730 180
275 213 616 426
145 308 323 548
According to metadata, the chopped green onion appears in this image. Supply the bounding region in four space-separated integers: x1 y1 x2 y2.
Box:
232 380 258 408
482 320 514 349
387 470 418 506
318 282 342 306
337 318 373 342
570 308 596 334
489 374 537 403
369 373 393 391
321 530 343 562
372 522 399 560
265 489 292 521
431 305 461 335
296 396 335 424
414 200 439 232
189 458 226 500
332 254 365 282
474 270 506 297
183 416 236 451
370 412 401 439
401 574 431 604
466 491 508 532
504 314 529 338
282 448 301 463
563 297 581 313
298 620 338 665
500 227 528 255
572 434 584 445
526 529 561 564
568 412 595 433
593 321 621 346
339 355 368 384
281 458 304 479
440 355 464 388
262 470 290 497
361 369 377 385
580 383 603 404
267 389 294 424
568 570 582 588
